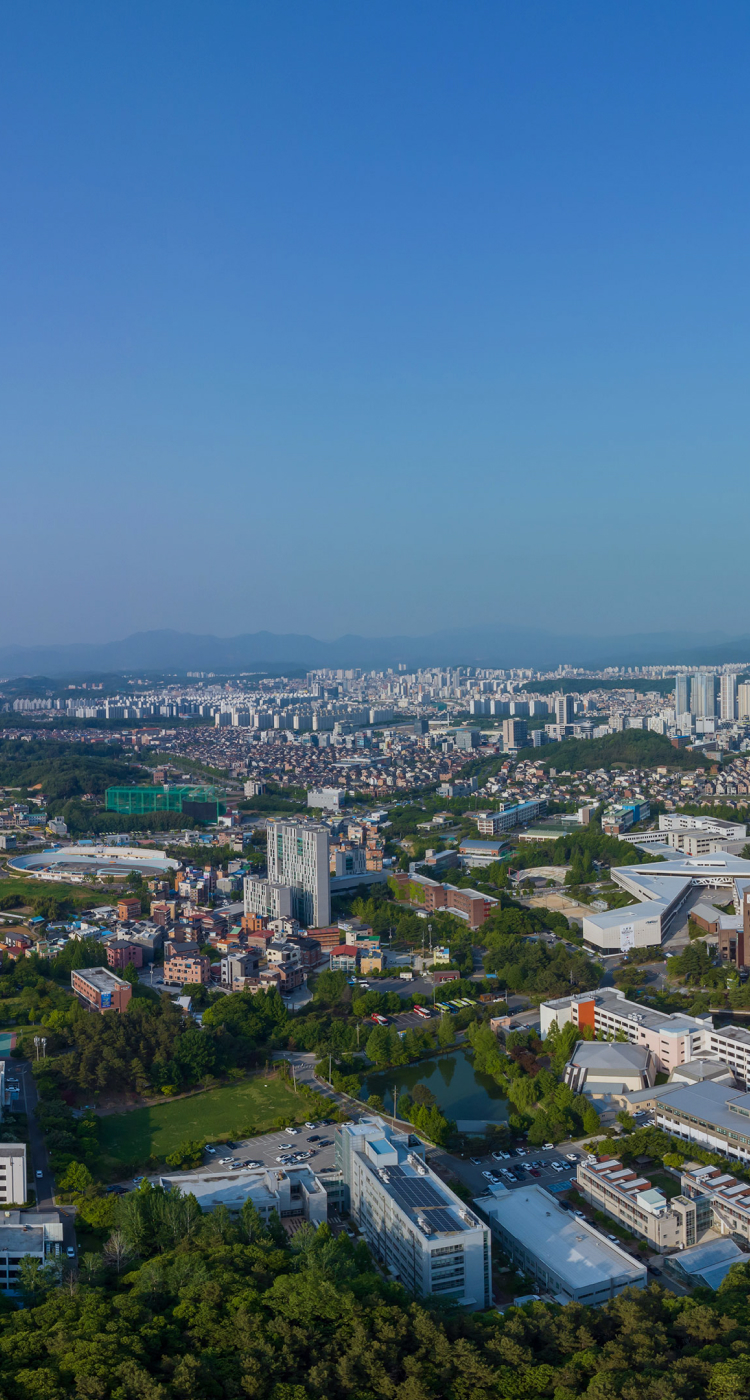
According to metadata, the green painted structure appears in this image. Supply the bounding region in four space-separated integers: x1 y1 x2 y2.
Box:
105 785 226 821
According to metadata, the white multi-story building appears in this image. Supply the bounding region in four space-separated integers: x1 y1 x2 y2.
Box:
476 1182 646 1302
244 877 295 923
541 986 750 1085
266 820 331 929
0 1145 27 1206
335 1118 491 1309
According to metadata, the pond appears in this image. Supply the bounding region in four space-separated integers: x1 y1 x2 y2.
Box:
362 1047 509 1125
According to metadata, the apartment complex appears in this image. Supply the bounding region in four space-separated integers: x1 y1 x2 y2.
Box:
71 967 132 1013
266 820 331 928
475 1182 646 1302
335 1118 491 1309
243 877 295 924
162 953 211 986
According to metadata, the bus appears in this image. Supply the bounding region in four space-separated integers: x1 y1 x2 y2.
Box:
413 1005 431 1019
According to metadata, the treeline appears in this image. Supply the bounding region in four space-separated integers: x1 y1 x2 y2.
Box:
0 738 142 800
33 987 290 1112
532 729 703 771
6 1177 750 1399
480 910 599 996
467 1022 600 1143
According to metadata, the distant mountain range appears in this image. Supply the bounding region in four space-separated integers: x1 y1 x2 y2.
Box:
2 626 750 679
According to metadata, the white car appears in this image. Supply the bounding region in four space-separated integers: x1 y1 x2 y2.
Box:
492 1151 510 1161
35 1170 43 1179
565 1153 578 1161
542 1143 554 1151
516 1148 526 1156
550 1162 563 1172
304 1122 317 1130
284 1127 300 1136
481 1170 496 1179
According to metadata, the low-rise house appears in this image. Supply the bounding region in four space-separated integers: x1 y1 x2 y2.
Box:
162 953 211 987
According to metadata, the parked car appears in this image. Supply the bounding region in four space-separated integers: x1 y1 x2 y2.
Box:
542 1143 554 1151
308 1135 320 1142
304 1122 317 1129
205 1146 217 1155
470 1158 483 1166
529 1168 540 1177
481 1170 496 1180
648 1265 662 1276
516 1148 527 1156
243 1160 263 1169
284 1127 300 1136
66 1246 76 1259
607 1234 618 1243
565 1153 578 1161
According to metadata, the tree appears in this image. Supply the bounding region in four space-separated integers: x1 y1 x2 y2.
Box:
437 1014 454 1049
103 1228 131 1274
582 1104 601 1135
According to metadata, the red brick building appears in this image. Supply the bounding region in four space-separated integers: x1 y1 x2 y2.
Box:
72 967 132 1014
106 940 144 970
117 897 142 922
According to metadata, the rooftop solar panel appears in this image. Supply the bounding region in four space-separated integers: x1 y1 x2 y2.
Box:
389 1179 445 1210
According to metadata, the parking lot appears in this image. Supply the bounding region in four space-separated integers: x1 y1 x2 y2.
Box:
118 1122 340 1190
436 1143 583 1198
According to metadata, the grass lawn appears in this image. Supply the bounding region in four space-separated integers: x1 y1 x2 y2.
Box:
648 1170 682 1199
98 1073 320 1170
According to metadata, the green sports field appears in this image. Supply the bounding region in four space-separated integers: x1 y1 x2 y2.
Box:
98 1073 317 1169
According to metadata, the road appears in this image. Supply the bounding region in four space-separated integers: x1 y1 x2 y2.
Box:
14 1059 77 1256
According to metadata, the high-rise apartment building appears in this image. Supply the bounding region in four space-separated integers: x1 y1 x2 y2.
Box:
244 877 295 923
691 672 716 717
674 675 690 718
739 684 750 722
720 674 738 722
501 717 527 749
266 820 331 929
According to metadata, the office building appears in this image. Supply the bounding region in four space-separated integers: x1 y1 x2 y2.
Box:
244 877 295 924
502 717 527 749
475 1183 645 1303
0 1210 64 1290
691 672 716 717
542 986 750 1086
475 799 547 834
71 967 132 1014
554 694 575 728
160 1165 329 1224
658 813 747 840
0 1146 27 1206
720 674 738 721
266 820 331 929
575 1157 695 1252
674 674 690 717
307 787 344 811
454 728 480 751
336 1117 491 1309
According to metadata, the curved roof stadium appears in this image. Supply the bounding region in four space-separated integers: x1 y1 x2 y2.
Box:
8 844 180 884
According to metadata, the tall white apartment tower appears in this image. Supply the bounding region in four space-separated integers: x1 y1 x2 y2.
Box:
266 820 331 929
720 674 738 722
691 673 716 717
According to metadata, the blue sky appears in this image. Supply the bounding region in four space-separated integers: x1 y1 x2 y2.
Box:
2 2 750 645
